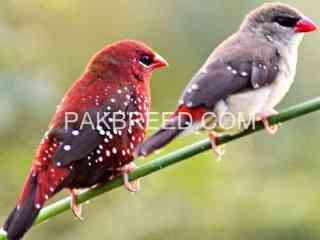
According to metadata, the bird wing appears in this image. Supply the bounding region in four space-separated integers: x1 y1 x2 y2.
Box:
181 44 280 109
51 91 137 167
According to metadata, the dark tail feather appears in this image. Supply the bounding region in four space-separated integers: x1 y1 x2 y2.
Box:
137 114 191 157
3 173 40 240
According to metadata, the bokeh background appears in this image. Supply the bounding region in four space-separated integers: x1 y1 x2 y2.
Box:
0 0 320 239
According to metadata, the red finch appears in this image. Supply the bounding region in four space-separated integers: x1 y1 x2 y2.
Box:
2 40 168 240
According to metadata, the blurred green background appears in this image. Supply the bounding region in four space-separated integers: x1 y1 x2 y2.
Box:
0 0 320 239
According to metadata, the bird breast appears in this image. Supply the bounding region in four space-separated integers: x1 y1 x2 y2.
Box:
266 37 301 108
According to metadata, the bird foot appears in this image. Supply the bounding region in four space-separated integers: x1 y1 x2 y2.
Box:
69 189 83 220
119 162 140 193
208 131 225 161
256 110 279 135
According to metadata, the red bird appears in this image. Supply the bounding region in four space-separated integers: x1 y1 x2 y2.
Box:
137 3 317 158
2 40 168 240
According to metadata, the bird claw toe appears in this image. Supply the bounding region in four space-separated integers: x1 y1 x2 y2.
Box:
69 189 84 220
208 132 225 161
119 163 140 193
256 111 279 135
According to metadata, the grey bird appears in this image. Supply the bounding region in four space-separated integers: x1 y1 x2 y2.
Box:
137 2 317 157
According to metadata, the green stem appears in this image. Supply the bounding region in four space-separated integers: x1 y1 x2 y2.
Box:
1 97 320 240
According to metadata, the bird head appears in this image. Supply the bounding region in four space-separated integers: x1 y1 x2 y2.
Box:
87 40 168 83
241 3 317 46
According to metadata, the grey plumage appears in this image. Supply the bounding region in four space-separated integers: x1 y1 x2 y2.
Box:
137 3 317 157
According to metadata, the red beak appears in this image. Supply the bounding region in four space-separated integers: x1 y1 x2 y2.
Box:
152 53 169 69
295 17 318 33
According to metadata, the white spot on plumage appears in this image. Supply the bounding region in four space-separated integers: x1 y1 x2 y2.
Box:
110 98 116 103
112 147 117 154
96 149 101 154
227 65 233 71
117 89 122 94
106 150 111 157
64 145 71 151
35 204 41 209
99 129 106 135
241 71 248 77
45 194 49 200
104 138 109 143
107 106 111 111
122 150 126 156
232 69 237 75
56 162 62 167
50 187 54 192
191 84 199 90
99 145 104 149
72 130 80 136
88 162 92 166
99 157 103 162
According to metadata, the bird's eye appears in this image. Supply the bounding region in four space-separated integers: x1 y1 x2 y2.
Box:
139 55 153 67
273 16 300 28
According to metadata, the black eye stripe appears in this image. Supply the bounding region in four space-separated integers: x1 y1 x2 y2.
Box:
139 55 153 66
272 16 300 27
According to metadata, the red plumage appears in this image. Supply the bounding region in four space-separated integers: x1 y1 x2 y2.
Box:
175 105 207 122
3 40 167 240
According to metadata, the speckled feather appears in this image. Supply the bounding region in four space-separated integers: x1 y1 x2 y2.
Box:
25 41 155 206
4 40 167 240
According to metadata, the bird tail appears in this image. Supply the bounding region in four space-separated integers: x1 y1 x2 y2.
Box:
137 112 192 157
3 165 68 240
3 172 41 240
